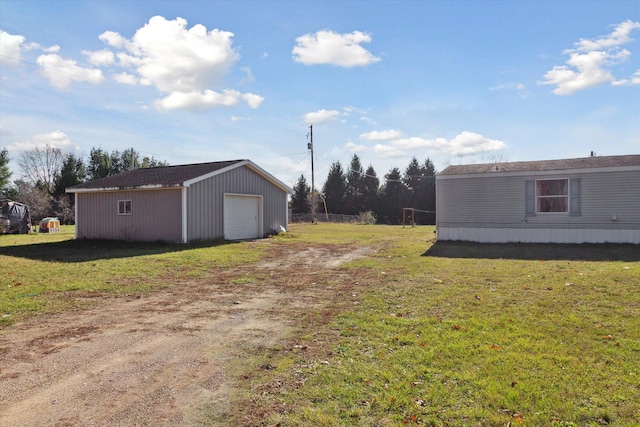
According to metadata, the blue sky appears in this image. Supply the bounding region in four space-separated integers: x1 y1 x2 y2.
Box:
1 0 638 188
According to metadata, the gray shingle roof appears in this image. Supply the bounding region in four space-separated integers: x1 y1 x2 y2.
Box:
67 160 246 190
439 154 640 175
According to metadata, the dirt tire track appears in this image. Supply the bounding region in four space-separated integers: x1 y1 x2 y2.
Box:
0 241 373 426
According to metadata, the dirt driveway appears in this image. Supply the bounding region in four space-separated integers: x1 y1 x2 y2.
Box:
0 241 374 426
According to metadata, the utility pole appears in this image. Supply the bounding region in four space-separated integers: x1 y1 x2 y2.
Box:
308 124 316 223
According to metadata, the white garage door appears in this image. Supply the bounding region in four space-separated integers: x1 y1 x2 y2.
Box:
224 194 261 240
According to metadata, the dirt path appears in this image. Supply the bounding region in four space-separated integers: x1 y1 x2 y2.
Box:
0 242 373 426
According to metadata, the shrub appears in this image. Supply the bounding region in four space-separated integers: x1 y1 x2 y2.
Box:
355 210 377 224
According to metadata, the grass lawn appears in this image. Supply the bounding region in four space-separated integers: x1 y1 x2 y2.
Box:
1 223 639 426
0 226 264 325
267 224 640 426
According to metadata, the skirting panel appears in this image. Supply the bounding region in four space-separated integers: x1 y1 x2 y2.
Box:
436 227 640 244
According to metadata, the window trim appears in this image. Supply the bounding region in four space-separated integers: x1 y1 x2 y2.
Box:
535 178 569 214
118 199 132 215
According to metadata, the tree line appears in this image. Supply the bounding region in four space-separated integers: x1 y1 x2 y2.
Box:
0 146 167 224
291 154 436 224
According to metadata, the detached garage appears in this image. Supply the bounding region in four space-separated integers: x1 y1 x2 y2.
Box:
67 159 292 243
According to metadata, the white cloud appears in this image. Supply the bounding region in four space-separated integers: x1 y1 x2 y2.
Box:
154 90 262 111
360 129 403 141
99 30 127 48
304 109 340 124
571 20 640 52
116 52 141 68
128 16 238 92
446 131 507 156
0 31 102 89
36 54 105 89
42 44 60 53
489 82 529 98
155 89 243 111
359 116 377 125
539 20 640 95
99 16 260 111
373 144 407 158
540 49 629 94
372 131 506 158
612 68 640 86
20 41 59 53
345 141 368 153
392 136 448 150
240 66 255 84
8 130 73 152
242 92 265 109
83 49 115 66
292 30 381 68
0 30 25 67
113 72 138 85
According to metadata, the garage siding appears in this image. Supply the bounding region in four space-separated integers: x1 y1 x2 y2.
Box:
186 165 287 241
75 189 182 242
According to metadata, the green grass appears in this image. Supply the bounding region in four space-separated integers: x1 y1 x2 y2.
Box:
1 223 639 426
270 224 640 426
0 226 266 324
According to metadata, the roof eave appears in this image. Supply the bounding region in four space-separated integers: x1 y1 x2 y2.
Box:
437 164 640 180
66 184 183 193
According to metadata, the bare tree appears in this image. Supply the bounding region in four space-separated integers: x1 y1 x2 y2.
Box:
18 144 64 191
14 179 52 222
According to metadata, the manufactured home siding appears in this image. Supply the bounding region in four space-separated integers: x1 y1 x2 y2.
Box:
76 189 182 242
437 175 525 229
186 165 287 241
437 167 640 243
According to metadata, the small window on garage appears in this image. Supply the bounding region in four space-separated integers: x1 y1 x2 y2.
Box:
118 200 132 215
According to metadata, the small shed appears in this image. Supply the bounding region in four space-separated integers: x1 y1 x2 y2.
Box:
39 217 61 233
66 159 292 243
436 154 640 244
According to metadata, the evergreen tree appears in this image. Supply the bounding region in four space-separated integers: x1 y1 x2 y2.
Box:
362 164 380 217
120 148 139 171
0 148 11 194
291 175 310 213
422 158 437 224
379 167 406 224
88 148 111 180
53 154 86 198
345 154 365 214
109 150 124 175
402 157 437 224
141 156 168 168
322 161 346 214
403 157 423 209
87 147 168 181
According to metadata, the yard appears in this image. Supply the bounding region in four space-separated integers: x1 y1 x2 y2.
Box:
1 224 638 426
